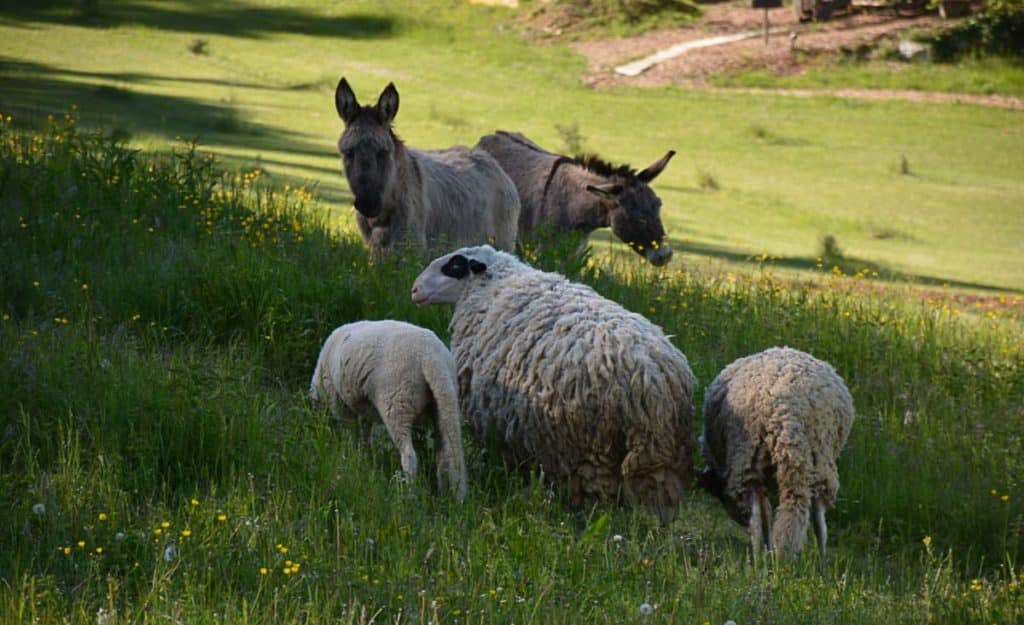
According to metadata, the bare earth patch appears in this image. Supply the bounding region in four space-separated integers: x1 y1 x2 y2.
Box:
568 2 1024 109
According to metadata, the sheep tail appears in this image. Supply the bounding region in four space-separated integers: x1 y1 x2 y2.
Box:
770 438 813 557
422 360 468 502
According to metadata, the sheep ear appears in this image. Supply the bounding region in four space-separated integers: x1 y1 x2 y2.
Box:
469 259 487 274
637 150 675 183
440 254 470 279
376 82 399 124
585 183 622 200
335 77 360 123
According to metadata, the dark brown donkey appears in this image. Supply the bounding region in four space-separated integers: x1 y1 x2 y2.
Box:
477 130 675 266
335 79 520 260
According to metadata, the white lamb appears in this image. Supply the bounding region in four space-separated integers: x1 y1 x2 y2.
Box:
698 347 855 560
410 245 696 523
309 320 468 501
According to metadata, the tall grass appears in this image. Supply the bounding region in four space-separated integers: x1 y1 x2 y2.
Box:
1 114 1022 624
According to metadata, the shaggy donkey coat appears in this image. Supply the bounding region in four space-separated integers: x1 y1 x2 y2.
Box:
411 245 696 523
476 130 675 266
310 320 468 501
335 79 520 259
699 347 855 560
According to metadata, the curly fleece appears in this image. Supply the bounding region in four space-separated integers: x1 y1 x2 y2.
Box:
701 347 855 556
448 249 696 523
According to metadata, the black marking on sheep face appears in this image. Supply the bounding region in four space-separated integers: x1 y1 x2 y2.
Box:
441 254 487 279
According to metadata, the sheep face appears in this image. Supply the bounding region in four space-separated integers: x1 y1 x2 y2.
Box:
411 247 490 306
699 467 750 527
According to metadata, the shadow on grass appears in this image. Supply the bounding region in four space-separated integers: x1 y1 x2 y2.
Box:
1 58 335 152
0 0 398 39
677 239 1020 294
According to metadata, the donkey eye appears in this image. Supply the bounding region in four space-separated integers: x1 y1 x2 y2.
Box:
341 148 354 160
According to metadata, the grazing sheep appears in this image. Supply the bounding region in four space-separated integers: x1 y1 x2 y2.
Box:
310 320 467 501
335 78 520 259
410 245 696 523
698 347 855 560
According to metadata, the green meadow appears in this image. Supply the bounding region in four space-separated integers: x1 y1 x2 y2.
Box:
1 1 1023 624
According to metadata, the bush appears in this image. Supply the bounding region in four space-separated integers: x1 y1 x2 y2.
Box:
931 0 1024 60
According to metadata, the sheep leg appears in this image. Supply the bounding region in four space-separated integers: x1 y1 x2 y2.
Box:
812 497 828 563
761 494 775 554
749 491 764 563
380 408 418 486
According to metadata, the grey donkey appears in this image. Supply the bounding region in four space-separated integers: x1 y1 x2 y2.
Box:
477 130 675 266
335 78 520 260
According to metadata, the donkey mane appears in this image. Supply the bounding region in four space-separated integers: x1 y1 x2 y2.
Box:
572 154 638 180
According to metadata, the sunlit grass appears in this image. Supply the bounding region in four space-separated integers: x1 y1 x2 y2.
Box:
1 0 1022 291
1 112 1022 624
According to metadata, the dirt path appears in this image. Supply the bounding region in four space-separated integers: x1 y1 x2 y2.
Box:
569 1 1024 109
708 86 1024 108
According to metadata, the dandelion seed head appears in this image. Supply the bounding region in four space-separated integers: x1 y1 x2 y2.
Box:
32 503 45 515
115 532 126 542
163 544 177 562
639 603 653 616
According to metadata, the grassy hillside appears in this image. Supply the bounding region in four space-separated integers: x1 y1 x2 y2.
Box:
1 2 1023 623
1 0 1022 292
1 102 1023 625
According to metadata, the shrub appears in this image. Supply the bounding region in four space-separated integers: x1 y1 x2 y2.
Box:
930 0 1024 60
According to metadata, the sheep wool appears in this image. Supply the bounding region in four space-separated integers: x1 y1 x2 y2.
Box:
411 246 696 523
700 347 855 559
310 320 468 501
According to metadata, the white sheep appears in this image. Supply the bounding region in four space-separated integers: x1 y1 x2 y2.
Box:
410 245 696 523
309 320 467 501
698 347 855 560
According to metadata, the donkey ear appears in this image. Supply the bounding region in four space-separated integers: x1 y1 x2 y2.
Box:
335 77 360 123
376 82 400 124
585 183 623 200
637 150 676 183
